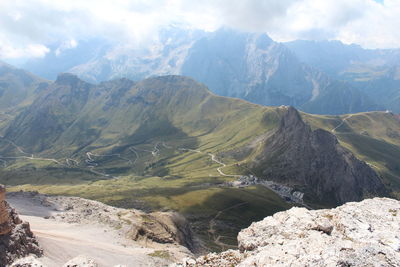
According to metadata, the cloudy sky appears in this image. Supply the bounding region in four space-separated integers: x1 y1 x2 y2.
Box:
0 0 398 59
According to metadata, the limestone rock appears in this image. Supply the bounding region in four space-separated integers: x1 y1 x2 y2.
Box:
11 255 45 267
0 185 42 266
63 255 98 267
130 211 195 251
173 198 400 267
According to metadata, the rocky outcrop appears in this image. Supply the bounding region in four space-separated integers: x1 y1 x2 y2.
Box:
10 255 99 267
0 185 12 235
130 212 195 251
173 197 400 267
62 255 98 267
251 106 387 205
7 191 197 253
0 185 42 266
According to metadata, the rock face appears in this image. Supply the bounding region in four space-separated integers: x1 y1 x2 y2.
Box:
251 106 387 205
181 29 377 115
130 211 195 251
0 185 12 235
174 197 400 267
0 185 42 266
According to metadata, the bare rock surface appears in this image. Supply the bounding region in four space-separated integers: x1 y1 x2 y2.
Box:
6 191 194 267
251 106 387 204
0 186 42 266
11 255 44 267
173 198 400 267
62 255 98 267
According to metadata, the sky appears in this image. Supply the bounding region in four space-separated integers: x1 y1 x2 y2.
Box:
0 0 399 59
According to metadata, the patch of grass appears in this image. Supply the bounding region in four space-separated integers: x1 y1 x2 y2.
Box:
148 250 172 260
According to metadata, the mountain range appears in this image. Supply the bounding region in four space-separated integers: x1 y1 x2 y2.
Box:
17 27 396 115
0 62 399 249
286 40 400 113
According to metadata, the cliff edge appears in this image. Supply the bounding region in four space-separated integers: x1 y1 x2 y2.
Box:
174 197 400 266
0 185 42 266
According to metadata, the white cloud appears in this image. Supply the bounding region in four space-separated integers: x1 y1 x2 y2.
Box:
55 39 78 56
267 0 400 49
0 0 399 60
0 41 49 59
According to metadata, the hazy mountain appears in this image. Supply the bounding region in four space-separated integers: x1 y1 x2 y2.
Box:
181 29 379 115
68 27 206 83
286 40 400 112
15 28 380 115
22 39 112 81
0 61 49 133
0 61 48 110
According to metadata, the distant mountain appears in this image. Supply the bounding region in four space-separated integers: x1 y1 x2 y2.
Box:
286 40 400 112
68 28 205 83
14 27 380 115
0 61 48 133
21 39 112 81
180 29 379 115
0 61 48 110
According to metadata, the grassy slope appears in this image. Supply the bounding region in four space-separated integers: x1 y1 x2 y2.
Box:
0 62 48 134
2 76 289 250
2 75 398 249
303 111 400 198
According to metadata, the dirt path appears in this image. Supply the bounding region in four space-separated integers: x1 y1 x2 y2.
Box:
178 148 241 178
208 202 247 250
7 194 188 267
331 114 354 133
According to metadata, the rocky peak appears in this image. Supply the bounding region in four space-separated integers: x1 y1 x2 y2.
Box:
0 185 42 266
278 106 306 130
173 198 400 267
55 73 92 90
55 72 81 83
251 106 387 205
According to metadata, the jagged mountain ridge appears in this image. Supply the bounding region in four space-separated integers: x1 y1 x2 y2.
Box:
286 40 400 113
181 29 378 115
250 106 387 205
17 28 379 115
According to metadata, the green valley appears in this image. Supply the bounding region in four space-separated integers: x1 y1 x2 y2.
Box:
0 72 398 250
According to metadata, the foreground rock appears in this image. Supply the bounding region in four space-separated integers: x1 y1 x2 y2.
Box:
0 185 42 266
173 198 400 266
7 191 195 266
11 192 197 251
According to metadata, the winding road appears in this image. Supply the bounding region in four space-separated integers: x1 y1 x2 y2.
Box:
178 148 241 178
208 202 248 250
331 114 354 133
